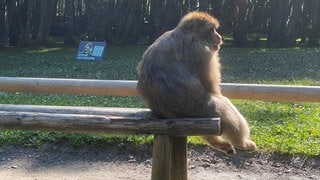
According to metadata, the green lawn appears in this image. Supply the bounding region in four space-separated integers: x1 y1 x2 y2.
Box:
0 45 319 156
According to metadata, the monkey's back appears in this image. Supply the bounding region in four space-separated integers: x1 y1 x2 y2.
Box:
137 31 215 118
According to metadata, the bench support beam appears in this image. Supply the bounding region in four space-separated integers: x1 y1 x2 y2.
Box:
152 135 187 180
0 105 220 136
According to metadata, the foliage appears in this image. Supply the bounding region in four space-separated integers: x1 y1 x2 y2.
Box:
0 45 319 156
1 0 320 47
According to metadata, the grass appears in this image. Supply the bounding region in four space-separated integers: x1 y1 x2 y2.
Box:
0 44 320 156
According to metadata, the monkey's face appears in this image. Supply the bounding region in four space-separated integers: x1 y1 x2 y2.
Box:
198 26 223 52
177 12 222 52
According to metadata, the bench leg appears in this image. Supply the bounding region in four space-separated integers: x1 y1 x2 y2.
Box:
151 135 187 180
170 136 187 180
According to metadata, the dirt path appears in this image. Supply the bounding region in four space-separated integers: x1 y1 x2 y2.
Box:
0 143 319 180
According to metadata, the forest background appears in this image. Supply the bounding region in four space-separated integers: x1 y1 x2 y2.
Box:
1 0 320 48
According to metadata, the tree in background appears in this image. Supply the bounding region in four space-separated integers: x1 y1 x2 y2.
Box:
64 0 75 45
0 0 319 47
233 0 248 46
0 0 7 46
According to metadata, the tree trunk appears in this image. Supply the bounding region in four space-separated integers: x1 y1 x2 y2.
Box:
300 0 312 43
286 0 303 46
0 0 8 46
308 0 320 46
233 0 248 47
64 0 75 45
211 0 224 20
19 0 36 46
36 0 48 45
43 0 56 41
267 0 291 47
7 0 19 46
149 0 163 43
199 0 209 12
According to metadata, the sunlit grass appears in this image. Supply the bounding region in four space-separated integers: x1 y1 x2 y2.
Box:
0 45 319 156
238 101 320 156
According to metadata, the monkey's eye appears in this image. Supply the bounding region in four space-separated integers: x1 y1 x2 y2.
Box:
210 27 218 35
209 26 216 31
211 27 219 34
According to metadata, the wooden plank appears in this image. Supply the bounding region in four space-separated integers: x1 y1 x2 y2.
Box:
0 111 111 133
170 136 187 180
221 83 320 102
0 110 220 136
152 135 187 180
1 77 320 102
151 135 172 180
0 77 137 96
0 104 152 117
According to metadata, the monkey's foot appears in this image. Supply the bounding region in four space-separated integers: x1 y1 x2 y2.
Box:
225 146 236 156
235 139 257 151
213 143 236 155
202 136 236 155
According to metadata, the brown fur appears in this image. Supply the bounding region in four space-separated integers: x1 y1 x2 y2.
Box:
137 11 256 155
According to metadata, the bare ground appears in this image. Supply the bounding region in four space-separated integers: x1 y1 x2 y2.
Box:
0 143 319 180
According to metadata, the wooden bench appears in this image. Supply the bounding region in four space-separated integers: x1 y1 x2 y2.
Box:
1 77 320 180
0 104 220 180
0 77 222 180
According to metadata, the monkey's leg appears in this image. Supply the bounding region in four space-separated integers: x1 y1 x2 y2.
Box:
210 95 257 151
202 135 236 155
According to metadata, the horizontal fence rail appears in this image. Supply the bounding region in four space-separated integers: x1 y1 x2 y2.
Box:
0 77 320 102
0 105 220 136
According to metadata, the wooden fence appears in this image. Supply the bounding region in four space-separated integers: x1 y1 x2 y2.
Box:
0 77 319 102
0 76 319 180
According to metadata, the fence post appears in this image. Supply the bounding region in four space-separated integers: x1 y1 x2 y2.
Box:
151 135 187 180
170 136 187 180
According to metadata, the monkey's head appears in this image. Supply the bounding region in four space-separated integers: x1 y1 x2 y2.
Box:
176 11 222 52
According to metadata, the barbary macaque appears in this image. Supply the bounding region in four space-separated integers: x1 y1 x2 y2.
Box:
137 11 256 155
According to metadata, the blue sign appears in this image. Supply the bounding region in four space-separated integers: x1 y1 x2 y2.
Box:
76 41 106 61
